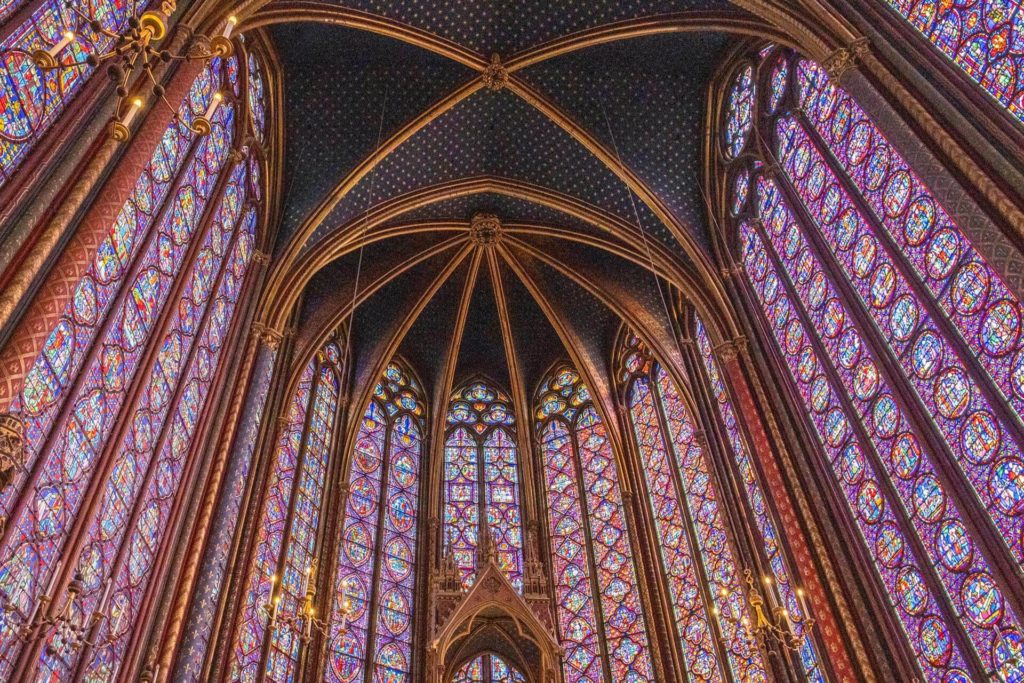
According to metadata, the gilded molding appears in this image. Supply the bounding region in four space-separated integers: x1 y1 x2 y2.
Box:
822 36 871 84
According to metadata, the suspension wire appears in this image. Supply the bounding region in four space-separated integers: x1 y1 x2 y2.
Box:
595 89 686 359
344 84 390 370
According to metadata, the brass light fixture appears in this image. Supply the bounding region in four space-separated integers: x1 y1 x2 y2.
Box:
31 0 238 140
263 561 353 647
713 569 815 662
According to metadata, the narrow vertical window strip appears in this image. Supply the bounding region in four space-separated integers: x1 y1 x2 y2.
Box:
247 52 267 143
753 179 1024 676
0 100 233 678
740 222 973 680
880 0 1024 124
658 364 787 680
626 377 730 683
798 59 1024 430
443 427 478 587
265 363 338 682
0 0 146 184
693 315 822 679
34 159 249 680
541 419 605 683
5 62 219 516
371 413 420 683
576 407 655 681
483 428 523 591
229 361 315 681
326 400 386 683
82 208 257 680
177 339 276 682
774 115 1024 565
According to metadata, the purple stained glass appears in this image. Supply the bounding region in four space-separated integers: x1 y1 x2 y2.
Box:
265 359 339 682
537 366 654 682
773 110 1024 568
0 0 147 186
0 77 233 677
693 315 821 680
752 176 1024 678
881 0 1024 124
740 220 974 681
443 381 521 590
327 362 422 683
229 362 315 680
724 64 754 158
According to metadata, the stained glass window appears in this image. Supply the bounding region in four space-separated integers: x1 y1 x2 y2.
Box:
0 0 146 185
442 381 523 590
453 653 527 683
723 64 754 158
881 0 1024 124
619 337 772 683
326 361 424 683
536 365 655 683
228 341 344 682
721 45 1024 680
693 314 822 680
0 55 257 678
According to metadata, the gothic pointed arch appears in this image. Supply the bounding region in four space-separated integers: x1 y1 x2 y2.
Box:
714 41 1024 682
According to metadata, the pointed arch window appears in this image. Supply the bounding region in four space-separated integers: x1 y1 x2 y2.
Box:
880 0 1023 125
0 52 264 678
453 653 527 683
535 365 655 683
722 46 1024 680
229 340 344 682
618 335 776 683
692 316 823 681
326 361 424 683
442 381 523 591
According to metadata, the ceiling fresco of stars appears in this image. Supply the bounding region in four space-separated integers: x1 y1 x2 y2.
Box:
264 0 749 409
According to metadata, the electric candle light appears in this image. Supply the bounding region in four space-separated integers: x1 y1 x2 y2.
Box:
222 15 238 38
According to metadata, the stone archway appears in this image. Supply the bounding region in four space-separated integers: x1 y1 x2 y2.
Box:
426 534 562 683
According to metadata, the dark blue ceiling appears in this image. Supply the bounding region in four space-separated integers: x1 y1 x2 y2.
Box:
324 0 733 56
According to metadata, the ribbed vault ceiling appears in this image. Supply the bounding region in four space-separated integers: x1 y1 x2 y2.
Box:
258 0 760 418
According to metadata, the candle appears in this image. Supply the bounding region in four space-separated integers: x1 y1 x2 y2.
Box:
221 15 238 39
203 92 223 121
49 31 75 58
45 560 63 597
121 97 143 128
795 587 810 619
762 576 777 608
98 579 112 614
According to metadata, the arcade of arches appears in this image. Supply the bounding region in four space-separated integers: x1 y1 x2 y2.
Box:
0 1 1022 681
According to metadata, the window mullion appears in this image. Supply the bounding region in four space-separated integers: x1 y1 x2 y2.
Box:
645 374 738 683
792 109 1024 442
567 421 615 683
747 213 989 679
255 359 323 682
361 414 396 683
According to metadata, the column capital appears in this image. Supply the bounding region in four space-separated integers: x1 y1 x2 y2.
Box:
714 335 748 363
252 322 284 350
823 37 871 84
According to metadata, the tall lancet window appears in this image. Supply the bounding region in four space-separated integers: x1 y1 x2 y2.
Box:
229 340 343 682
692 316 822 681
326 362 424 683
722 45 1024 680
618 334 775 683
453 653 527 682
880 0 1023 125
443 380 523 590
536 365 654 683
0 52 263 679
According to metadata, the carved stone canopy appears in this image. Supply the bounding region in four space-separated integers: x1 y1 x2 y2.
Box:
0 412 24 492
427 542 560 683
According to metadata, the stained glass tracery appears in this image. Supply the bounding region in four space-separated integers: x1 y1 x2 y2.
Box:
0 0 146 185
722 44 1024 681
881 0 1024 124
537 365 655 683
443 381 523 590
453 653 527 683
619 337 770 683
0 53 261 679
326 361 423 683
